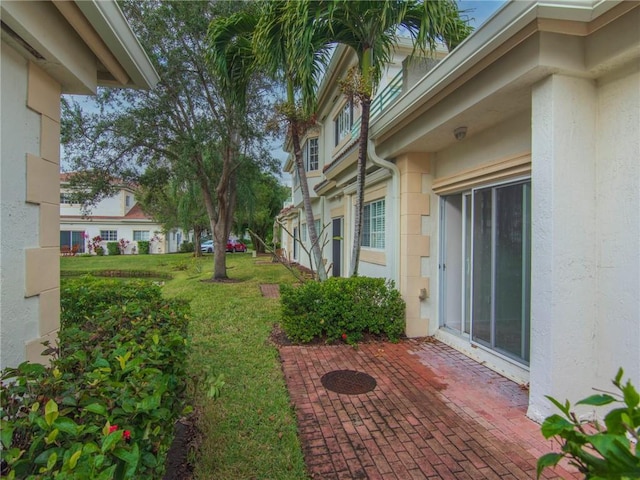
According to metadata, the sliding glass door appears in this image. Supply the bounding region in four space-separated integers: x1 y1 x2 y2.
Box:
440 179 531 365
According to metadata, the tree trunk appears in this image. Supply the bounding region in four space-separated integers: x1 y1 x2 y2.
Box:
290 121 327 281
349 96 371 277
213 133 240 280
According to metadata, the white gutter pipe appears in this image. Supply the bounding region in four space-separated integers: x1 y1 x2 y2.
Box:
368 138 400 285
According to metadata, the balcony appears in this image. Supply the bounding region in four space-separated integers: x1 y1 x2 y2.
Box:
351 70 403 138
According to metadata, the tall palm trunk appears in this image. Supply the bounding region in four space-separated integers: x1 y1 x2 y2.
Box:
349 95 371 277
290 120 327 281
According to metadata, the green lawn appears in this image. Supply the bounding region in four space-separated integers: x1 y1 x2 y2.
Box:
61 252 308 479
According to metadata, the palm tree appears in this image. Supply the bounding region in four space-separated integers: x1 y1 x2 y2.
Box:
253 0 333 281
321 0 472 276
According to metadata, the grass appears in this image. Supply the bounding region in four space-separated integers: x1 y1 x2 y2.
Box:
61 252 308 479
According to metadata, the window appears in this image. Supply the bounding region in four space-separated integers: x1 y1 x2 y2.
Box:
303 138 319 171
302 220 321 244
100 230 118 241
133 230 150 241
362 199 385 249
60 193 73 204
60 230 85 253
125 195 131 207
334 101 353 146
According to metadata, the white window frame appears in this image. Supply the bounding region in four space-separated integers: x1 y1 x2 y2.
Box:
100 230 118 241
362 199 385 249
334 102 353 146
303 138 319 172
133 230 150 241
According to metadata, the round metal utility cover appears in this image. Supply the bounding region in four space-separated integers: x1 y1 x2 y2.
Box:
321 370 376 395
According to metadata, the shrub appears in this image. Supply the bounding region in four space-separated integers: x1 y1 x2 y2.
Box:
137 241 150 255
106 242 120 256
1 277 191 479
179 241 194 253
537 368 640 479
280 276 405 344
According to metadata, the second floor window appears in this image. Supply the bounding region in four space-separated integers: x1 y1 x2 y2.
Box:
100 230 118 241
303 138 319 172
334 101 353 146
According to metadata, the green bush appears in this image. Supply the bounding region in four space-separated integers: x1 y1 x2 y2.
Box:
179 241 194 253
280 276 405 344
537 368 640 479
1 277 191 479
106 242 120 256
137 241 150 255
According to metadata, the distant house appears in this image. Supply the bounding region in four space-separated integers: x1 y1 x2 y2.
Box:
0 0 159 369
281 0 639 421
59 173 181 255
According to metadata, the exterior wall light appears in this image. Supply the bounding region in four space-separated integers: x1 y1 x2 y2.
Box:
454 126 467 140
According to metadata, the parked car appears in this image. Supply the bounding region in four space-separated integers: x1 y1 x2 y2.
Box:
226 239 247 253
200 240 214 253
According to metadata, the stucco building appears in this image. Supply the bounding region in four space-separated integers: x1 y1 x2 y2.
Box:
0 1 159 369
59 173 183 255
281 0 639 420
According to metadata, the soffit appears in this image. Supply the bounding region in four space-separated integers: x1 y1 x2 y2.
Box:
371 1 638 158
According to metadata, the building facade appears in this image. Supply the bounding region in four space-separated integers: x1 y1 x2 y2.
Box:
60 174 180 255
280 0 639 421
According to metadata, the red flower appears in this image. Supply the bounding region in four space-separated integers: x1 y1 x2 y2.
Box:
341 333 347 340
123 430 131 441
109 425 118 433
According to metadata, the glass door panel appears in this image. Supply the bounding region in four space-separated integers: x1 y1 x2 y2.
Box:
471 181 531 365
471 188 493 346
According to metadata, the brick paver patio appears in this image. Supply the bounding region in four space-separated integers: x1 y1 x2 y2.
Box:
278 339 578 480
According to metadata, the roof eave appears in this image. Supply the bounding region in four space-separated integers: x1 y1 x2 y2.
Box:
74 0 159 89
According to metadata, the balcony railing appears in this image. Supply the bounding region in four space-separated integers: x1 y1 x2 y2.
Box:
351 70 403 138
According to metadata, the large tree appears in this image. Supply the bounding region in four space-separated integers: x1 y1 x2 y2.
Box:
321 0 472 276
62 1 277 279
136 166 209 254
233 164 290 253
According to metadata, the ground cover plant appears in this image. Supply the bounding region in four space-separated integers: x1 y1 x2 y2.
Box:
538 368 640 479
280 276 406 344
54 253 305 479
1 277 190 479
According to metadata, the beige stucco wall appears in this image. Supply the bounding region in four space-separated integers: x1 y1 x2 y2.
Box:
433 113 531 180
1 44 61 368
395 153 432 337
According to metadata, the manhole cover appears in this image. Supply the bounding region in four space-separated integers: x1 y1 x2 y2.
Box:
321 370 376 395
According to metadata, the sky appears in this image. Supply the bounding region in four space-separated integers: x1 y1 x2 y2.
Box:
274 0 507 185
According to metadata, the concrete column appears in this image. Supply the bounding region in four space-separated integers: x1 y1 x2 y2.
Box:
528 74 598 422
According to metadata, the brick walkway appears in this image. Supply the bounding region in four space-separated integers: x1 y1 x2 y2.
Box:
279 339 578 480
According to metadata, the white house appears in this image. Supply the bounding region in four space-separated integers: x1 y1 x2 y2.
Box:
60 173 181 255
0 0 159 369
281 0 639 421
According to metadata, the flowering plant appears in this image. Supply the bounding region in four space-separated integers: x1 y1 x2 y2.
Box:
88 235 104 256
118 238 130 255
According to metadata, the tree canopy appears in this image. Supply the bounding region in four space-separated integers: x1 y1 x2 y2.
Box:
62 1 281 278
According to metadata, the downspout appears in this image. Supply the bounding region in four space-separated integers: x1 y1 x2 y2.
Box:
368 139 400 285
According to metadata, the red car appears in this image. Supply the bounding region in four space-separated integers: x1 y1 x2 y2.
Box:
226 239 247 253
